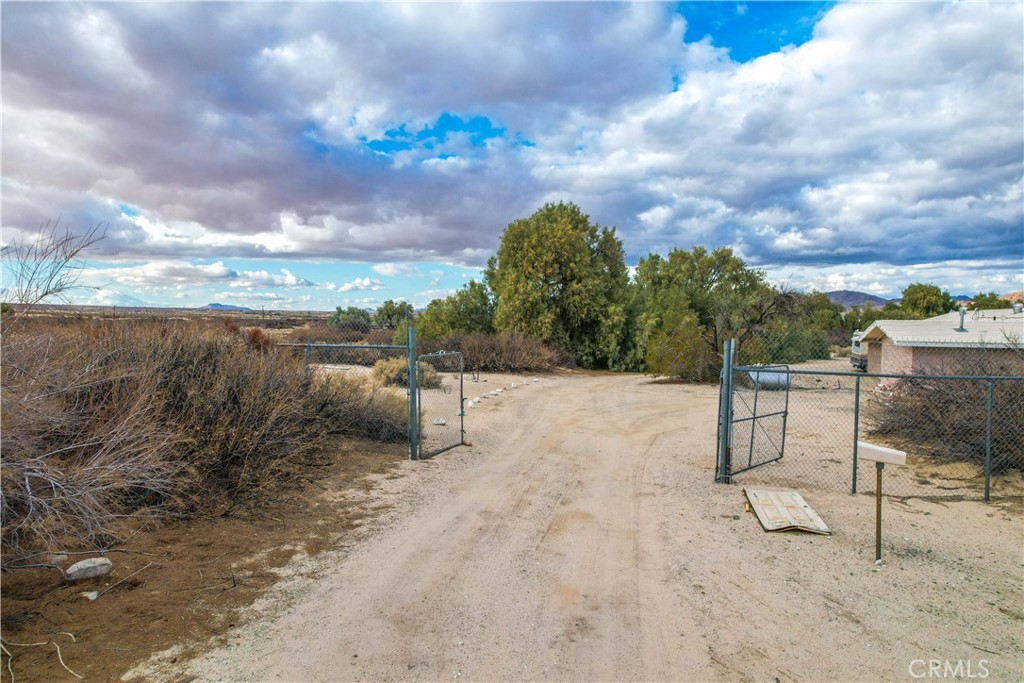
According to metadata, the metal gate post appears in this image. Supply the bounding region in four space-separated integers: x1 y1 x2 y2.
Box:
716 338 735 483
852 374 861 494
459 354 465 446
984 381 993 502
408 324 418 461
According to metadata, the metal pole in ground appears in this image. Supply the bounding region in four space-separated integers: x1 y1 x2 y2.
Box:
408 325 418 461
717 338 735 484
875 462 884 562
459 353 465 446
984 380 993 502
852 375 861 494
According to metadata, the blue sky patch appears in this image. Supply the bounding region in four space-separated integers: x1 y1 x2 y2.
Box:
677 1 836 62
363 113 508 156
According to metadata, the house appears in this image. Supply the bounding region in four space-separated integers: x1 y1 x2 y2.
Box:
859 306 1024 375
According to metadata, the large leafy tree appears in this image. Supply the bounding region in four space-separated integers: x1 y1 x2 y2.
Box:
900 283 957 318
970 291 1007 310
375 299 414 329
485 202 628 368
328 306 372 331
416 280 495 340
638 246 793 379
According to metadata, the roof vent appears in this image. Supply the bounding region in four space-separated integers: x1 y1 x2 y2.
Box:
957 307 966 332
1014 302 1024 314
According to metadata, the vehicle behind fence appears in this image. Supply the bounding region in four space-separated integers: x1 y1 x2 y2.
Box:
716 333 1024 502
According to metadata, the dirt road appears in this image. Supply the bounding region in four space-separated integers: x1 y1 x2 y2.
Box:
157 373 1021 682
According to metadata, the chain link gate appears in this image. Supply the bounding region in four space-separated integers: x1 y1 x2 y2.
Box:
416 351 465 458
717 339 790 482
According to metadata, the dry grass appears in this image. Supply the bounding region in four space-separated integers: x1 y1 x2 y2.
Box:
866 377 1024 474
371 356 441 389
443 332 562 372
0 319 408 565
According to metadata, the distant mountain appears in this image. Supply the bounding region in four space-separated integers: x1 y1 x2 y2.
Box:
199 303 252 312
826 290 890 310
89 291 151 308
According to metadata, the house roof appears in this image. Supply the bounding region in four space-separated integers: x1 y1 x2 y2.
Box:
861 308 1024 348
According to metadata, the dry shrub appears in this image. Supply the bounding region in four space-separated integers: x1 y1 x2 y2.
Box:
446 332 560 372
866 377 1024 474
245 327 274 352
317 374 409 443
2 324 187 557
645 322 720 382
0 319 410 564
372 356 441 389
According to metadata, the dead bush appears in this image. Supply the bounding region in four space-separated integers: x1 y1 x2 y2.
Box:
866 377 1024 474
245 327 274 352
446 332 560 372
315 373 409 443
372 356 441 388
0 319 412 564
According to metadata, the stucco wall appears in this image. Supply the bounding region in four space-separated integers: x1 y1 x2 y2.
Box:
879 339 913 375
866 341 882 374
910 346 1024 375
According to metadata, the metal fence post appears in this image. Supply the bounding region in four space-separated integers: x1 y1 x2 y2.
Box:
984 380 993 502
459 353 465 446
716 338 735 483
852 374 861 494
303 343 310 370
408 324 418 461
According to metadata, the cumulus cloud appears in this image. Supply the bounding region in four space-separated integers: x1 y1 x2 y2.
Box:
1 0 1020 294
82 260 314 289
373 263 422 277
330 277 385 293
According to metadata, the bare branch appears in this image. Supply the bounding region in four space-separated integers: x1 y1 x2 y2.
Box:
1 218 106 318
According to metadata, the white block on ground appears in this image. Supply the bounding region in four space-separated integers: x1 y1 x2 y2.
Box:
65 557 113 581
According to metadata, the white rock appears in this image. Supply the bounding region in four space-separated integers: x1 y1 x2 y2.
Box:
64 557 112 581
511 383 517 388
79 591 100 601
433 418 447 426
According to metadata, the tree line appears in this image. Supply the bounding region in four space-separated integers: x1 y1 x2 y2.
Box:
332 202 1002 380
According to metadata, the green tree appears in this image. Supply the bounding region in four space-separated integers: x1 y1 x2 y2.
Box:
375 299 413 329
485 202 628 368
899 283 956 318
797 291 845 331
328 306 372 331
969 291 1007 310
633 246 795 377
416 280 495 341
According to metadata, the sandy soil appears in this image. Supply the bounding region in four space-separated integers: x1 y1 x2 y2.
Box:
116 372 1022 683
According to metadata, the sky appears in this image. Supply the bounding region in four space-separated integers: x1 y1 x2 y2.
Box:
2 0 1022 311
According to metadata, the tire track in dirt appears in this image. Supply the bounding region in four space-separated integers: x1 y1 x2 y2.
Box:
173 374 710 682
153 372 1022 683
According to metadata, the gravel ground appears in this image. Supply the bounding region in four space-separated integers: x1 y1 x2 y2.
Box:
128 372 1023 682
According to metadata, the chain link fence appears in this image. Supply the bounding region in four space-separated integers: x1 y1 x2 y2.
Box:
282 317 413 448
718 333 1024 502
416 352 465 458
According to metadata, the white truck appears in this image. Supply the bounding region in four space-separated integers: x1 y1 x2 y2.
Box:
850 331 868 371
